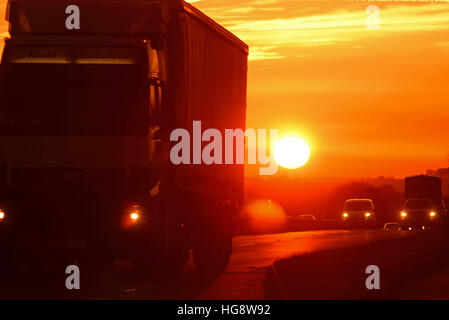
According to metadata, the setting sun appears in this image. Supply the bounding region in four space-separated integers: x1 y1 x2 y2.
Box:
274 137 310 170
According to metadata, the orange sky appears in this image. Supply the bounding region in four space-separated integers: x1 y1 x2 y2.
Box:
1 1 449 178
188 0 449 178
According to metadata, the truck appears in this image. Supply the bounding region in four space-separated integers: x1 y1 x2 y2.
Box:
0 0 248 275
399 175 447 229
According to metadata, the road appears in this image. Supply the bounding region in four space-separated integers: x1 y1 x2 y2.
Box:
0 229 414 299
187 229 413 299
227 229 409 272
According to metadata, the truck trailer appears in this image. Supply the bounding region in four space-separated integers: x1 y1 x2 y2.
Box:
0 0 248 274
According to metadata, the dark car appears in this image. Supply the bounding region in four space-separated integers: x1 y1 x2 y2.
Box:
294 215 316 221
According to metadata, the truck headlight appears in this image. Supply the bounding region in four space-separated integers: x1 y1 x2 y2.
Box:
129 205 141 222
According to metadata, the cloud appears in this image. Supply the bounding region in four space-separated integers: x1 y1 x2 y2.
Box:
193 2 449 61
247 0 280 5
249 46 285 60
227 7 256 14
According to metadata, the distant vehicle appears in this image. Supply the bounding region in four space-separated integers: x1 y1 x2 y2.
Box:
383 222 400 231
294 215 316 221
400 175 447 230
342 199 376 228
288 214 317 232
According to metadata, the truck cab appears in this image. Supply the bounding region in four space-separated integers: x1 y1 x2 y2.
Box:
342 199 376 228
0 4 170 270
400 198 445 230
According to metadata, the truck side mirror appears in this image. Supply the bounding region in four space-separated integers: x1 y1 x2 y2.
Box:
148 77 163 124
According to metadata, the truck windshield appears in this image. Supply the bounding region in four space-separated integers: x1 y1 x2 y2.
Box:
345 201 371 211
404 199 434 210
0 55 148 137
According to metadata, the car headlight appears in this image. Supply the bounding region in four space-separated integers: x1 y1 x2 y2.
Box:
430 211 436 217
0 208 5 221
343 213 348 218
401 211 407 217
365 212 371 217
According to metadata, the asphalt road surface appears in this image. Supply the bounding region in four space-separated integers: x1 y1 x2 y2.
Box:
0 229 415 299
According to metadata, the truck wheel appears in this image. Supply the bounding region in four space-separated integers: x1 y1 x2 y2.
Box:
193 237 231 274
